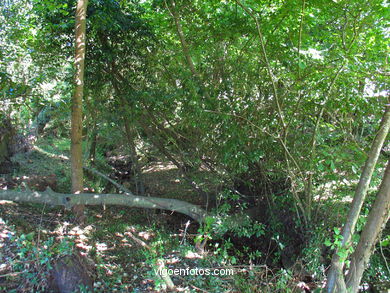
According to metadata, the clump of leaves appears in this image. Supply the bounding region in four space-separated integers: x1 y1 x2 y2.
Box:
6 233 74 292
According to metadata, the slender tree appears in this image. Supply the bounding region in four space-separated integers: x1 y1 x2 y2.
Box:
71 0 88 222
327 104 390 292
345 161 390 292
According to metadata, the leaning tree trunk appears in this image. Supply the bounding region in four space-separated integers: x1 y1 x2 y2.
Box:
345 161 390 292
0 188 206 223
326 104 390 292
71 0 88 222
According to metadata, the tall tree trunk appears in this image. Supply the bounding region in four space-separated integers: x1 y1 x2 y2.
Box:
326 104 390 292
71 0 88 222
345 161 390 292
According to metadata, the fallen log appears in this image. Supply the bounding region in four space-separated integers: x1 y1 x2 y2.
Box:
0 188 206 223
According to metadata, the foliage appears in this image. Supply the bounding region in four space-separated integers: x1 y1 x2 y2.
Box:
1 0 389 291
6 232 74 292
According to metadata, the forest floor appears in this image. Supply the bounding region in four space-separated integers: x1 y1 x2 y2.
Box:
0 137 316 292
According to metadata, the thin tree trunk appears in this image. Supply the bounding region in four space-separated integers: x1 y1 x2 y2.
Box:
326 104 390 292
345 161 390 292
71 0 88 222
235 0 285 130
166 0 211 101
166 0 199 78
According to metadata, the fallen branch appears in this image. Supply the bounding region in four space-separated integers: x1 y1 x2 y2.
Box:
0 188 206 223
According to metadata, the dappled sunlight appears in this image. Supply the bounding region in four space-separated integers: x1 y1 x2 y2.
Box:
314 178 359 202
0 217 14 278
1 0 388 289
0 200 16 205
0 217 14 247
95 242 108 251
141 161 215 205
143 161 177 173
165 255 180 264
138 230 154 240
184 250 203 259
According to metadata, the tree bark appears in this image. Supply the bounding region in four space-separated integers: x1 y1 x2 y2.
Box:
71 0 88 222
0 188 206 223
326 104 390 292
345 161 390 292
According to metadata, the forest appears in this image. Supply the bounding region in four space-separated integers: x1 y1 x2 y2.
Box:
0 0 389 292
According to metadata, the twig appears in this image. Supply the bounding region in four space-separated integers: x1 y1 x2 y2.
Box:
379 232 390 275
126 231 152 250
180 220 190 245
36 202 46 255
235 0 286 130
176 275 210 293
0 271 23 278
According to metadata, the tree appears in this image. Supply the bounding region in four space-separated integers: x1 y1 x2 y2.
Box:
71 0 88 222
345 160 390 291
326 104 390 292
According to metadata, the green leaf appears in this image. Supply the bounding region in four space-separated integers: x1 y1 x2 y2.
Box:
380 236 390 247
330 160 336 171
26 232 35 241
337 250 348 259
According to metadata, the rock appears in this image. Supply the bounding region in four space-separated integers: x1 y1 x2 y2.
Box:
48 253 95 293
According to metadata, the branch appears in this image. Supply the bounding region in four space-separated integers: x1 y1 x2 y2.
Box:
165 0 199 78
0 188 206 223
235 0 286 130
83 166 133 194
